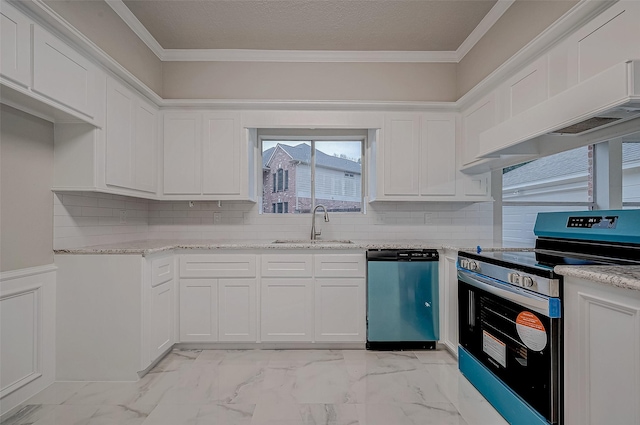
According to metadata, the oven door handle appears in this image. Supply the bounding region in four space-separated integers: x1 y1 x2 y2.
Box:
458 269 558 318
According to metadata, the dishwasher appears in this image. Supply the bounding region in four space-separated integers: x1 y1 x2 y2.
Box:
366 249 439 350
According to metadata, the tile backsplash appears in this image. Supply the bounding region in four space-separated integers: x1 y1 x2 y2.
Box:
54 193 494 248
53 192 149 249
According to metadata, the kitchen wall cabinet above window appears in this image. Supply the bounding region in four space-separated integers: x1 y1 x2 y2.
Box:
370 112 491 201
162 111 256 201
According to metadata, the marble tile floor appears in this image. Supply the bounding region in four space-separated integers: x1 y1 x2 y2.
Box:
2 348 508 425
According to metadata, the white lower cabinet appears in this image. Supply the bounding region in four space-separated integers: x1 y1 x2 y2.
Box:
150 280 174 359
54 254 176 381
439 250 458 354
564 276 640 425
315 278 365 342
261 278 314 342
179 279 219 342
178 254 258 343
218 279 257 342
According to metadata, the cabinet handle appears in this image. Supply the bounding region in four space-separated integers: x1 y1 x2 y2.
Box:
424 302 431 307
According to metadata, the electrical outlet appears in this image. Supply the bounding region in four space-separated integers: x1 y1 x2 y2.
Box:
119 210 127 224
424 212 435 224
213 212 222 224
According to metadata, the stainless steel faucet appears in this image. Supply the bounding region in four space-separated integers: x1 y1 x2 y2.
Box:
310 205 330 240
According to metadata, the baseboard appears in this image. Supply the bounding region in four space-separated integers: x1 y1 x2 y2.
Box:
175 342 366 350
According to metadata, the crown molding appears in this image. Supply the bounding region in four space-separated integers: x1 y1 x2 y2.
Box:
105 0 164 59
159 98 459 112
105 0 510 63
161 49 459 63
456 0 515 62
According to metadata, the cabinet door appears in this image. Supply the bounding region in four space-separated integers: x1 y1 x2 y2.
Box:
420 115 456 196
261 278 313 342
570 2 640 83
105 77 135 189
564 277 640 425
218 279 257 342
32 26 95 118
439 253 458 354
463 173 490 196
462 94 497 165
150 280 174 360
383 114 420 196
1 3 31 87
315 278 365 342
134 101 157 193
163 113 202 195
179 278 218 342
202 112 241 195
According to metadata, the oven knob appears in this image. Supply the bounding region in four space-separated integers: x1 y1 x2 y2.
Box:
459 259 468 268
522 276 535 288
468 261 479 271
508 272 521 285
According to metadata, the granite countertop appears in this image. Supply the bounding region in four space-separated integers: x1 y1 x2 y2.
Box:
555 265 640 292
53 239 530 257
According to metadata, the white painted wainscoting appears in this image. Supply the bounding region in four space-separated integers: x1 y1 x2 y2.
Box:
0 265 56 419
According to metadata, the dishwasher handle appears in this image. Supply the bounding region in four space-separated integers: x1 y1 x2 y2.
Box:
367 249 439 261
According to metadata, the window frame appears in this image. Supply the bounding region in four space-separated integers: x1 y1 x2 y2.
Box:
259 133 366 215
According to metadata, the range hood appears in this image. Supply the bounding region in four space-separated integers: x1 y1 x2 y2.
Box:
478 60 640 158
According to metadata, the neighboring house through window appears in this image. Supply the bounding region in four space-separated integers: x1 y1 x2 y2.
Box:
261 136 363 214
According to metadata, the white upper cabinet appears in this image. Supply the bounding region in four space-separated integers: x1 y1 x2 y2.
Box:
163 111 251 200
163 112 202 195
383 113 421 196
0 2 31 87
134 101 158 193
498 55 549 121
373 112 482 200
462 93 497 166
569 1 640 84
32 26 97 119
202 112 241 196
105 77 157 194
420 114 456 196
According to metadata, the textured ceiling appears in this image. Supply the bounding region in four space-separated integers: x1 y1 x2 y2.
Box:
122 0 498 51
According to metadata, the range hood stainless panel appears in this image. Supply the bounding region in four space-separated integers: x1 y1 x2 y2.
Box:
478 60 640 159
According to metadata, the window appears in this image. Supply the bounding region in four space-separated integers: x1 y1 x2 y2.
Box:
623 141 640 208
502 145 594 247
261 134 364 214
271 202 288 214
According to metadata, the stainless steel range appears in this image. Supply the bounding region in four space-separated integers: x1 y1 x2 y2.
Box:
457 209 640 425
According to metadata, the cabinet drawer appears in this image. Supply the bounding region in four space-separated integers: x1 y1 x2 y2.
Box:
180 254 256 278
261 254 313 277
151 257 174 287
314 254 365 278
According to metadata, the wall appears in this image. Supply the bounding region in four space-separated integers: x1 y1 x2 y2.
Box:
44 0 163 96
162 62 457 101
0 105 54 272
53 192 149 250
456 0 578 99
146 200 494 246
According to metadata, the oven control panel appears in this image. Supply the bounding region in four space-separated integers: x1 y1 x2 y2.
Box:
567 215 618 229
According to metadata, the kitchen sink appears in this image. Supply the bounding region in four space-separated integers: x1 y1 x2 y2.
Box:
271 239 354 244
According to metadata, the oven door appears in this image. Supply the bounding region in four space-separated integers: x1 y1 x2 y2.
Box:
458 269 561 424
